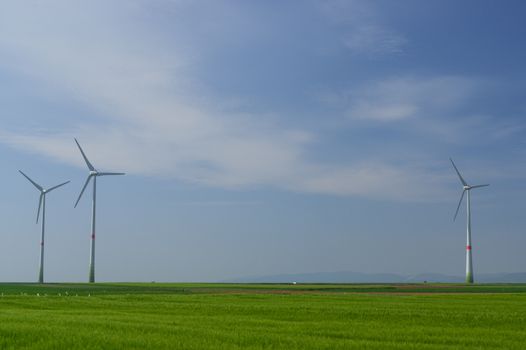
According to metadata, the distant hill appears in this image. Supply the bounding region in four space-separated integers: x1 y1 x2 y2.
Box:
226 271 526 283
475 273 526 283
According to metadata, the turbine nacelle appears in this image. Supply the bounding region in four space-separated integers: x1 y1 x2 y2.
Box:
19 170 69 223
450 158 489 221
74 139 125 208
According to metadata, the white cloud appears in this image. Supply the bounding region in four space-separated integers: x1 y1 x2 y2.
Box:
345 76 480 122
0 0 456 201
317 0 407 55
344 25 407 55
349 103 417 122
294 162 451 201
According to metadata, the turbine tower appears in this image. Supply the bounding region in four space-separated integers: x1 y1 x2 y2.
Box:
74 138 125 283
19 170 69 283
450 158 489 284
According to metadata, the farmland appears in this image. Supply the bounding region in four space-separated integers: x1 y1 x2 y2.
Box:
0 283 525 349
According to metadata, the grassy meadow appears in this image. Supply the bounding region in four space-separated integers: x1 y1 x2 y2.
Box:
0 283 525 349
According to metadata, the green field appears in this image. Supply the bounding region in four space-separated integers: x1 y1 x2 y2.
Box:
1 283 525 349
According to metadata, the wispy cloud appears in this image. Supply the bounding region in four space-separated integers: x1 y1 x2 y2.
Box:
344 25 407 55
344 76 481 122
318 0 407 55
0 1 481 201
338 76 526 149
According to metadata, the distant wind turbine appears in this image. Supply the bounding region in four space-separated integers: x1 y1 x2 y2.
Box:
450 158 489 284
19 170 69 283
74 138 125 283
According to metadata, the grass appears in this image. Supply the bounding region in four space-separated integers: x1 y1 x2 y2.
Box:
0 283 525 349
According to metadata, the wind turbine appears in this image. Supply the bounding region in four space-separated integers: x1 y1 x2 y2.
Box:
74 138 125 283
450 158 489 284
19 170 69 283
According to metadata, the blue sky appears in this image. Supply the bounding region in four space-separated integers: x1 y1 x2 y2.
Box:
0 0 525 282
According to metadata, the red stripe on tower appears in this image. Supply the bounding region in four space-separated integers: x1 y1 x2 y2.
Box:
466 245 472 250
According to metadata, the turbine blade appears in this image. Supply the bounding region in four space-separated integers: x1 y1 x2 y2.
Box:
449 158 468 186
19 170 43 191
74 176 92 208
97 172 125 176
46 180 70 193
74 138 95 171
471 184 490 189
453 190 466 221
36 193 43 224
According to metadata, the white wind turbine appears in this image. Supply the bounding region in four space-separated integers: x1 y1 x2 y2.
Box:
450 158 489 284
19 170 69 283
74 138 125 283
